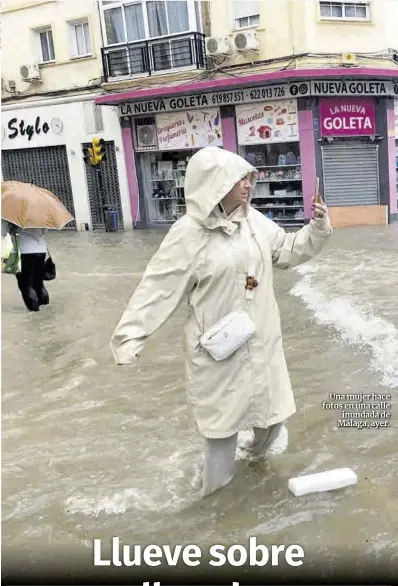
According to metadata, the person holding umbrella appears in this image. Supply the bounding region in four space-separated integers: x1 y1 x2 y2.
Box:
1 181 74 312
1 219 48 311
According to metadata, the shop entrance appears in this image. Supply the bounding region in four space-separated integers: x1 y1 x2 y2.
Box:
321 141 380 206
82 140 124 230
2 145 76 229
138 149 197 224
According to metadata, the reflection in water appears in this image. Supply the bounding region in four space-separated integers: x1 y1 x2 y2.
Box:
2 224 398 571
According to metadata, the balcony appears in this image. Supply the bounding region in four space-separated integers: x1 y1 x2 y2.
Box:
101 32 207 82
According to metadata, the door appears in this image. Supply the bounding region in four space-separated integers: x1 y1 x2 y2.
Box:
82 140 125 230
2 145 76 228
321 141 379 206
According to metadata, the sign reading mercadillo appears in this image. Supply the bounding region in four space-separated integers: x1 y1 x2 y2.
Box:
119 79 398 117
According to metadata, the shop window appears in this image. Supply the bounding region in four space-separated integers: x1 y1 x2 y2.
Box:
319 1 370 21
36 27 55 63
140 150 192 223
69 20 92 58
239 142 305 227
231 0 260 30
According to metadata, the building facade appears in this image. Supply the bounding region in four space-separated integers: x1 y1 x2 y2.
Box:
1 0 132 230
2 1 398 230
94 0 398 229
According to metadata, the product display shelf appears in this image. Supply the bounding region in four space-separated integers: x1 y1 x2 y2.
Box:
150 167 187 223
251 164 305 227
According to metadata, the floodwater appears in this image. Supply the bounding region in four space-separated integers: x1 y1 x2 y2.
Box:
2 224 398 581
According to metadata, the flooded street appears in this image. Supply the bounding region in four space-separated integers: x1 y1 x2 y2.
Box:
2 224 398 580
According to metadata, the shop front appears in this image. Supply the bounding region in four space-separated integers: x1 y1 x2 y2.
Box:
132 108 223 225
236 99 305 228
1 97 132 231
97 68 398 229
318 97 386 226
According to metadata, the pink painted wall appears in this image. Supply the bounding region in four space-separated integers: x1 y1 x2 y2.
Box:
122 123 140 223
387 108 398 214
298 110 316 219
220 116 237 153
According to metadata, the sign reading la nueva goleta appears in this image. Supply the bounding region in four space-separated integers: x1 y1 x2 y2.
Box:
119 79 398 116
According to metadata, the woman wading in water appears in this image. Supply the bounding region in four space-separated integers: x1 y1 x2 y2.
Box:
111 146 332 496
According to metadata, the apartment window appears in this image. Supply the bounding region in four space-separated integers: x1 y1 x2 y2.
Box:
319 1 370 20
232 0 260 30
103 1 190 45
38 28 55 62
69 21 92 57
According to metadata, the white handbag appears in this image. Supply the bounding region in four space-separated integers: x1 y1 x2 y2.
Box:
199 310 255 361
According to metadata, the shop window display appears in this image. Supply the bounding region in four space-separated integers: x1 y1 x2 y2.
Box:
239 142 304 227
140 150 194 223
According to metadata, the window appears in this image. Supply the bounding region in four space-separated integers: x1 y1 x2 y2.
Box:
235 14 260 29
231 0 260 30
103 1 190 45
69 21 92 57
38 28 55 62
319 1 370 20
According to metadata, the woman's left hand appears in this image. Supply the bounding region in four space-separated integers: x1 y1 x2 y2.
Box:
311 195 328 220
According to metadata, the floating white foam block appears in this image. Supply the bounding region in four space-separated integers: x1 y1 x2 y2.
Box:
288 467 358 496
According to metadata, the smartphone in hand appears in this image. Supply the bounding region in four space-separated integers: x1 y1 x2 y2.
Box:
314 177 320 204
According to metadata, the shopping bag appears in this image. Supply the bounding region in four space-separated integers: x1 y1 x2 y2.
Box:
1 232 21 275
42 251 56 281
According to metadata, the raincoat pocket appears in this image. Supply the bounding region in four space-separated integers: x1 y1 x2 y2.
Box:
1 233 21 275
199 310 255 361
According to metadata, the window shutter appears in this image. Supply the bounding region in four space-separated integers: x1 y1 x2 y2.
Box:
69 24 78 57
232 0 260 19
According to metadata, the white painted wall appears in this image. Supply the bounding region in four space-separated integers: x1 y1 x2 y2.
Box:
1 97 133 230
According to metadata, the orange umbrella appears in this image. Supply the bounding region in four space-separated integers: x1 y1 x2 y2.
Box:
1 181 74 229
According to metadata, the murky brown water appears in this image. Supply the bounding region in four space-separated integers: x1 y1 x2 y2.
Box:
2 224 398 581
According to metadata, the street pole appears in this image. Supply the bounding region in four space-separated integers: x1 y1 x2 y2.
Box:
95 165 108 230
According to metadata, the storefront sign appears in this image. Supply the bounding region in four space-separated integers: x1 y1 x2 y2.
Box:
7 115 50 141
155 108 222 150
310 79 398 97
119 79 398 117
120 84 293 116
236 100 299 145
320 98 376 137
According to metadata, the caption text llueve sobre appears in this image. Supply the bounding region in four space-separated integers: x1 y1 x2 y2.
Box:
93 537 304 567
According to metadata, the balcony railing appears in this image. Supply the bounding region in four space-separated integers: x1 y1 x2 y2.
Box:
101 32 207 81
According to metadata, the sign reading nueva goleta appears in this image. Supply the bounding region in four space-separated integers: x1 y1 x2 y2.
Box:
119 79 398 117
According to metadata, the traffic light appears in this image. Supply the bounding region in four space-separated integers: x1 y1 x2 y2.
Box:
92 137 106 164
83 145 95 165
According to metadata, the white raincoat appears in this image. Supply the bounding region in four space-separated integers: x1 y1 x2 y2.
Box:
111 147 332 439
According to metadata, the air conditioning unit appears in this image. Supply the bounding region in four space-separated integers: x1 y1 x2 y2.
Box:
233 31 260 53
136 125 157 149
206 37 234 57
342 52 358 65
20 63 42 82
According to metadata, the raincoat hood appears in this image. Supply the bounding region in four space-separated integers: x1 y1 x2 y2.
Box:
184 146 257 227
